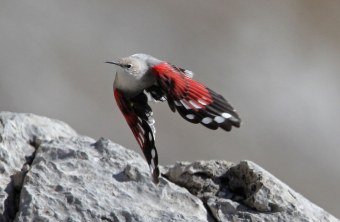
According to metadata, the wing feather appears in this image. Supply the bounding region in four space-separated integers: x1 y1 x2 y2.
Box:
152 62 241 131
114 89 159 183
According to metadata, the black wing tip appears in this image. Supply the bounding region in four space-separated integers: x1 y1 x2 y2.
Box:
224 114 242 130
221 120 241 131
233 120 242 128
230 116 242 127
152 167 160 184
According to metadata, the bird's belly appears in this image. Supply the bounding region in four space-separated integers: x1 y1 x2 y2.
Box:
114 72 154 96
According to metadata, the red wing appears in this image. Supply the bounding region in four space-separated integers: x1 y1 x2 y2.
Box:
152 62 241 131
114 89 159 183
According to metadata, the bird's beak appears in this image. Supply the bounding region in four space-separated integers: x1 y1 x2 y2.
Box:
105 61 122 67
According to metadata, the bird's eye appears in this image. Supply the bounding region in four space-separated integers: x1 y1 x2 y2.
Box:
126 64 132 68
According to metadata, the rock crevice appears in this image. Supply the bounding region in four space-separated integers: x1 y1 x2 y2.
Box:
3 137 40 222
0 112 338 222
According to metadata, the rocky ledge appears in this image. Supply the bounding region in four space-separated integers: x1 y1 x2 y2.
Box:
0 112 338 222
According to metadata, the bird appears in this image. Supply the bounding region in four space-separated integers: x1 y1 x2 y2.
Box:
106 53 241 183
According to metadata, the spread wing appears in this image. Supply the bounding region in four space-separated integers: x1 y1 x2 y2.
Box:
114 88 159 183
152 62 241 131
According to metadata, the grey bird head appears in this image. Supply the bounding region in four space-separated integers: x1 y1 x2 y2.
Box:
106 53 162 78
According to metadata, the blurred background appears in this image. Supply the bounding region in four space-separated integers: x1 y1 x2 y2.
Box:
1 0 339 217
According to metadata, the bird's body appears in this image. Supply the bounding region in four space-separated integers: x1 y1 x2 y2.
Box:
114 69 155 96
107 53 241 183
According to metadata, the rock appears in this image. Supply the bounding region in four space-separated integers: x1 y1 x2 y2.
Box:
0 112 77 222
0 112 338 222
0 112 208 222
163 160 339 222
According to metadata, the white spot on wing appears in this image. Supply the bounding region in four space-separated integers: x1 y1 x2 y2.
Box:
181 100 191 110
198 99 207 106
151 148 156 158
174 100 182 106
147 111 153 118
149 132 153 141
150 159 156 170
148 118 155 125
147 118 156 137
222 113 232 119
186 114 195 120
184 70 194 78
150 125 156 136
202 117 212 124
189 100 202 109
214 116 225 123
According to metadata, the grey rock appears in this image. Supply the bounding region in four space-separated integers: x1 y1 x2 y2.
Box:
163 160 339 222
0 112 77 222
0 112 338 222
0 112 208 222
